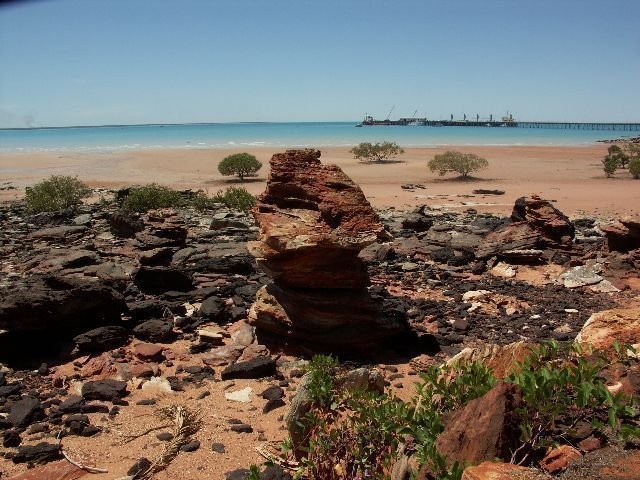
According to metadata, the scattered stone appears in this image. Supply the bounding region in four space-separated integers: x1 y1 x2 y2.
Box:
179 440 200 452
212 442 226 453
575 307 640 353
225 387 253 403
12 442 61 464
229 423 253 433
8 397 44 429
221 356 276 380
540 445 582 473
73 326 129 353
127 457 152 477
81 379 128 401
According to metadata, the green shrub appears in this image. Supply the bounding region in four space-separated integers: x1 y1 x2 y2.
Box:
189 190 219 212
121 184 185 212
212 186 256 212
603 155 620 178
350 141 405 163
25 175 90 214
630 158 640 179
506 340 639 463
428 151 489 178
218 153 262 181
267 346 639 479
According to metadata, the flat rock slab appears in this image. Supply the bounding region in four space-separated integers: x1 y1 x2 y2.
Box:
224 387 253 403
81 379 128 401
6 459 87 479
221 356 276 380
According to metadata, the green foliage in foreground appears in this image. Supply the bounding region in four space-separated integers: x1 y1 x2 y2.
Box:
428 150 489 178
218 152 262 181
119 185 256 213
121 184 185 212
350 141 405 163
269 342 639 480
25 175 91 214
211 186 256 212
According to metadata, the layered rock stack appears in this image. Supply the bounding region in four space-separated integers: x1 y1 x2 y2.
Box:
247 149 405 351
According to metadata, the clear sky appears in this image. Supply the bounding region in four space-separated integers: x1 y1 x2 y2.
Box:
1 0 639 127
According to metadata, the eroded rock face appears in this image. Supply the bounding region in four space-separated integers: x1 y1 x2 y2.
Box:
575 307 640 352
248 149 404 350
512 196 575 244
248 149 389 289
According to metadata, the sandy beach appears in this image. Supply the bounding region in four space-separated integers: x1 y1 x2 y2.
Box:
1 145 638 217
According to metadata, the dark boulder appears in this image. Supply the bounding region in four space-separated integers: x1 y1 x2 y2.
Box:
12 442 61 464
109 211 144 238
132 319 174 343
199 296 227 322
0 275 126 333
73 326 129 353
221 356 276 380
193 255 255 276
133 266 193 294
81 379 128 401
8 397 44 429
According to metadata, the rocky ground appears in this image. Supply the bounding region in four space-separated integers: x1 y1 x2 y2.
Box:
1 153 640 479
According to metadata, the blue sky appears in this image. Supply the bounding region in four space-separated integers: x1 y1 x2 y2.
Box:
1 0 639 127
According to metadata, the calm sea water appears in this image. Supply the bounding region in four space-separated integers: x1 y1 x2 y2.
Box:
0 122 625 153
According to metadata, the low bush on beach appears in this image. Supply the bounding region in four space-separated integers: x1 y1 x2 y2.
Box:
121 184 185 212
218 153 262 181
265 342 639 479
25 175 91 214
211 186 256 212
350 141 405 163
602 143 640 179
428 150 489 179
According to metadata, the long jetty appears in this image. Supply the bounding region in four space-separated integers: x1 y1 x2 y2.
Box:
361 118 640 131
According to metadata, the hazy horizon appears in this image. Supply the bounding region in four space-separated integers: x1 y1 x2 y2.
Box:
1 0 639 128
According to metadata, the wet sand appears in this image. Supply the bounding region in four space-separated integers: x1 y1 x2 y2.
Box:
1 145 638 216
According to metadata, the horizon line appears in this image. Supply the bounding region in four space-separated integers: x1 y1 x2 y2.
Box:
2 119 640 131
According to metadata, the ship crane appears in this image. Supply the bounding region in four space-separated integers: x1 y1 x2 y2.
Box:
385 105 395 121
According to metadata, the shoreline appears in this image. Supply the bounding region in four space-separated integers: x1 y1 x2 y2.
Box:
1 144 639 217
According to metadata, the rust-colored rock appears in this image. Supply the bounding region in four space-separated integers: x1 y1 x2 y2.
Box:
575 307 640 353
511 196 575 243
540 445 582 473
7 460 87 480
249 283 404 350
248 149 389 289
445 341 533 378
460 461 545 480
475 222 543 259
602 215 640 252
435 382 522 467
248 149 405 351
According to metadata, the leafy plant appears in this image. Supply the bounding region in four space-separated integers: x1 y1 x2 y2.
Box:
304 354 338 407
350 141 405 163
506 340 639 464
247 464 261 480
25 175 90 213
428 151 489 179
218 153 262 181
211 186 256 212
190 190 219 211
121 184 185 212
629 157 640 179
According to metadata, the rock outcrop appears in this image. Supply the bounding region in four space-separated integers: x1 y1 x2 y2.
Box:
248 149 405 350
511 196 575 243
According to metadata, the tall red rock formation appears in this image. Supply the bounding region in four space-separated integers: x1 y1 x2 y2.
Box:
247 149 404 351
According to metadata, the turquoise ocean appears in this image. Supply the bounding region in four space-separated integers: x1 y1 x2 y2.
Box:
0 122 628 153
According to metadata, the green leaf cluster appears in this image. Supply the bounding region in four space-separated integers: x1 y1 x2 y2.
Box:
349 141 405 163
218 153 262 181
211 186 256 212
428 150 489 178
25 175 91 214
121 184 185 212
602 143 640 179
